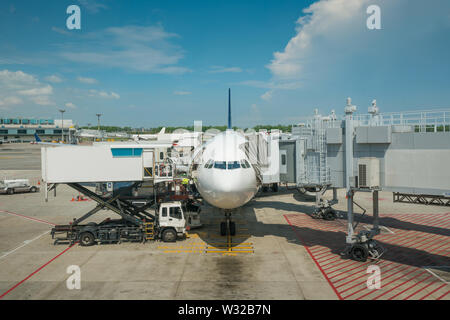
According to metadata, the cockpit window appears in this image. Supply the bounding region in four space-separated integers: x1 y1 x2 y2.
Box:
227 161 240 169
204 159 214 169
240 159 251 168
213 161 227 169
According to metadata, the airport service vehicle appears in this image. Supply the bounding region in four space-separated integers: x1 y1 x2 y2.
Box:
51 199 188 246
0 179 39 195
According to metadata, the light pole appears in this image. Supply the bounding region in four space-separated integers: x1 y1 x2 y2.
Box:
58 109 65 143
96 113 102 141
96 114 102 131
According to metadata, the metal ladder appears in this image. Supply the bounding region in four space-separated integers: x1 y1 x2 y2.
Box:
143 222 155 240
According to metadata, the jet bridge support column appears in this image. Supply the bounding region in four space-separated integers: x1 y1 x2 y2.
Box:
344 98 356 244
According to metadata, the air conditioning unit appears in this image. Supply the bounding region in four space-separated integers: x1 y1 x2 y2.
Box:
357 158 380 188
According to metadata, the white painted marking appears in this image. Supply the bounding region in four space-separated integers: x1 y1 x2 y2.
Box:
0 231 50 261
423 266 450 285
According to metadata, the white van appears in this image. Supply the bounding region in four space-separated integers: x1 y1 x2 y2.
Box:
0 179 39 195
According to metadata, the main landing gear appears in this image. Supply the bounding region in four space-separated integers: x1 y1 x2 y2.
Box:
220 210 236 236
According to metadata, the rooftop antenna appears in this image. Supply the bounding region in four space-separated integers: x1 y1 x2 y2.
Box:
228 88 232 129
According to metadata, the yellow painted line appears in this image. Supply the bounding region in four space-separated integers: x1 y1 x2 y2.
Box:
205 250 254 253
206 246 254 249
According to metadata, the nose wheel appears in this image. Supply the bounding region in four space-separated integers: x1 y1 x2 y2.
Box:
220 211 236 236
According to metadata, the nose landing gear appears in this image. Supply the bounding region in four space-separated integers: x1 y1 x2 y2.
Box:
220 210 236 236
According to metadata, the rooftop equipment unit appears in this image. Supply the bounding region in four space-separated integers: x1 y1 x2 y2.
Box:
357 157 380 188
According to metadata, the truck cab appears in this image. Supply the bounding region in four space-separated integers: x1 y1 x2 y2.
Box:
158 201 187 242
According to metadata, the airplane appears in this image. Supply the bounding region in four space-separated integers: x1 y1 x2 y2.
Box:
190 89 260 236
34 133 71 146
132 127 166 141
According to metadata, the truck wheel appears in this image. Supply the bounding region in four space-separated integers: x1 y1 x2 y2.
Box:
262 186 268 193
229 222 236 236
79 232 95 246
30 187 37 192
7 188 13 195
162 229 177 242
220 222 227 236
271 183 279 192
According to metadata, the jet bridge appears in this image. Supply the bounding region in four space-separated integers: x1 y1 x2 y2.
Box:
283 99 450 261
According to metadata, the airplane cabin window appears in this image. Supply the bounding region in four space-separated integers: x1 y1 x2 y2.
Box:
227 161 240 169
213 161 227 169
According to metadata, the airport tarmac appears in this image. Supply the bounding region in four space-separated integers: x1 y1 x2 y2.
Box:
0 144 449 300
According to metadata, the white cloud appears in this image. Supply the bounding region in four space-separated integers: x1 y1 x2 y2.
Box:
261 91 273 101
51 26 72 36
77 76 98 84
18 85 53 96
209 66 243 73
29 95 55 106
173 91 191 95
60 25 190 74
45 75 63 83
77 0 108 13
89 89 120 99
65 102 77 109
0 96 22 107
0 70 57 107
0 70 40 89
267 0 368 80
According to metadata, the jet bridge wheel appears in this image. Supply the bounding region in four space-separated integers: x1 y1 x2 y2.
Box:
323 208 337 221
350 244 369 262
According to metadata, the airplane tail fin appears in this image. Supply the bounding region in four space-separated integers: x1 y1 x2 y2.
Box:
159 127 166 134
228 88 231 129
34 133 42 142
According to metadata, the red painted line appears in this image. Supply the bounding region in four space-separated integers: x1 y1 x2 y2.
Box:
313 250 336 259
328 260 372 278
372 270 428 300
316 254 341 265
379 231 420 246
335 261 393 288
342 265 409 299
415 235 449 252
432 245 450 257
0 209 55 226
310 246 330 254
355 268 419 300
388 275 433 300
339 263 404 294
0 243 77 299
284 215 343 300
403 280 439 300
393 232 440 248
419 284 447 300
323 257 363 272
436 290 449 300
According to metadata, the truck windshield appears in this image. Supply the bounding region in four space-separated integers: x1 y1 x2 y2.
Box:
213 161 226 169
227 161 240 169
169 207 183 219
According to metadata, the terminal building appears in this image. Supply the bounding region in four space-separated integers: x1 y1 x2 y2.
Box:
0 118 77 143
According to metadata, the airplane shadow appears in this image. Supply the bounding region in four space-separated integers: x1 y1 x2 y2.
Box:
192 191 450 269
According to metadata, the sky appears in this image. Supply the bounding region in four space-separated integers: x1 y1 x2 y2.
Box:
0 0 449 128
